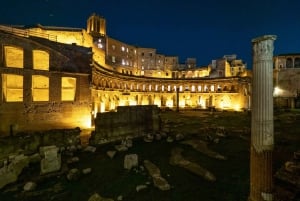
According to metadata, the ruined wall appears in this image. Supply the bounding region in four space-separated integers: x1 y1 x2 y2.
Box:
91 105 160 144
0 128 81 161
0 32 92 136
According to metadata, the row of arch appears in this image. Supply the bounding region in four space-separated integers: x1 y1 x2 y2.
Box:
92 76 239 93
285 57 300 68
93 92 235 113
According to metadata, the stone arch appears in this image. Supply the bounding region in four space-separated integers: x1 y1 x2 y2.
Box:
230 85 236 92
148 95 153 104
286 57 293 68
105 80 109 88
295 57 300 68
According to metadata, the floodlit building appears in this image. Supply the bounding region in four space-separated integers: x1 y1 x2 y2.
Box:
0 13 251 135
209 54 247 78
273 53 300 108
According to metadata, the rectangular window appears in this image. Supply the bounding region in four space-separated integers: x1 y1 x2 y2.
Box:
4 46 23 68
33 50 49 70
2 74 23 102
61 77 76 101
32 75 49 101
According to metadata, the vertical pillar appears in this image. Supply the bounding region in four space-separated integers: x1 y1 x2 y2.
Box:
249 35 276 201
176 87 179 112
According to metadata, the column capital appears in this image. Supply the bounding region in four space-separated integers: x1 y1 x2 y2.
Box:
252 35 277 61
252 35 277 43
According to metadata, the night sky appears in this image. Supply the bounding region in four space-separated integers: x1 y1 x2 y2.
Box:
1 0 300 68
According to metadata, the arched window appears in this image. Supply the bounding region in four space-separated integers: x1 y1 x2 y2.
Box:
295 58 300 68
286 58 293 68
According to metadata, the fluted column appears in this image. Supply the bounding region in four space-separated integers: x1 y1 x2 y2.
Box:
249 35 276 201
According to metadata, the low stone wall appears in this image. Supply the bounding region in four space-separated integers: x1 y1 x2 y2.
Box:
0 128 81 161
90 105 160 144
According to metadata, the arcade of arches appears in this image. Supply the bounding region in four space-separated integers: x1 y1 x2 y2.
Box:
91 64 251 116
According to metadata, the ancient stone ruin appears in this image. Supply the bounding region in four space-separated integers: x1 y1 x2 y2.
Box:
90 105 160 144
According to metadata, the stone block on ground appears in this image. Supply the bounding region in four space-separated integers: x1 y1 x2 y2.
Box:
107 150 117 159
144 160 170 191
23 181 37 191
87 193 114 201
40 146 61 175
169 148 216 182
124 154 138 170
84 146 97 153
82 168 92 175
136 184 147 192
114 144 128 152
67 168 81 181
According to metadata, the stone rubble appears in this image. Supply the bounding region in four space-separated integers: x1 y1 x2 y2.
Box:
23 181 37 191
136 184 147 192
40 145 61 175
0 154 29 189
67 156 80 164
82 168 92 175
143 160 170 191
143 133 154 142
66 168 80 181
84 146 97 153
124 154 138 170
274 150 300 200
169 148 216 182
106 150 117 159
87 193 114 201
181 139 227 160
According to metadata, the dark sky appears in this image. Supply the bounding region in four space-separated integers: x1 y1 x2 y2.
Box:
1 0 300 68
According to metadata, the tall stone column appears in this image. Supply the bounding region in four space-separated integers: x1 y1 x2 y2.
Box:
249 35 276 201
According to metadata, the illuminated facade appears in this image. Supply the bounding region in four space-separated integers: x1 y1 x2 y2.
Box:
209 54 247 78
0 31 93 135
273 53 300 108
0 13 251 135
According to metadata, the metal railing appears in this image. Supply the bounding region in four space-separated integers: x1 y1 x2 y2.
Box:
0 25 57 42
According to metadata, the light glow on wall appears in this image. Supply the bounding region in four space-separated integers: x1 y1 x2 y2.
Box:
100 102 105 112
129 100 137 105
82 115 92 128
166 99 173 107
109 101 116 111
273 86 282 97
179 99 185 108
234 104 241 111
141 99 149 105
154 98 161 107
